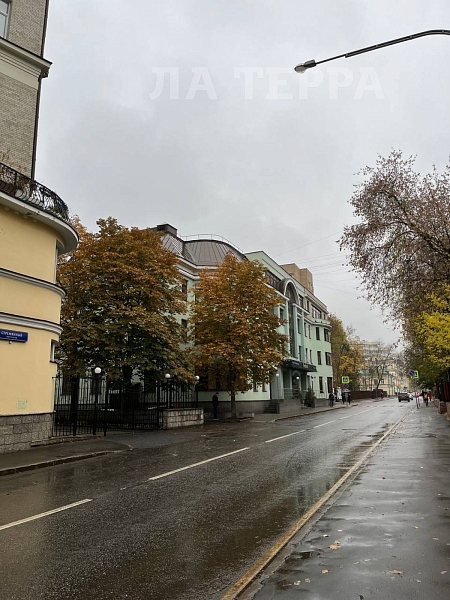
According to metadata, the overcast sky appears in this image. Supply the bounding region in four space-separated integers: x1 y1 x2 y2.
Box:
36 0 450 344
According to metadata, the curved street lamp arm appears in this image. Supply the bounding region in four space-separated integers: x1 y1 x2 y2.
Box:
295 29 450 73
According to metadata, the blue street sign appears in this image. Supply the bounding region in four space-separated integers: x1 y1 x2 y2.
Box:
0 329 28 342
409 369 419 378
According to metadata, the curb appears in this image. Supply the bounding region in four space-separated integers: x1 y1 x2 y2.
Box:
273 403 356 422
0 450 123 477
219 409 408 600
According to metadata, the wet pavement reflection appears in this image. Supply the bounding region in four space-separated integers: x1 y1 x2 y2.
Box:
0 402 417 600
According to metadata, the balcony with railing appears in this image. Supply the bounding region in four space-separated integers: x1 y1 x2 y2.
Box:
0 161 69 222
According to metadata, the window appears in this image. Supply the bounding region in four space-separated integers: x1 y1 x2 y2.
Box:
310 349 313 363
298 346 302 360
324 329 330 342
0 1 9 39
316 327 320 340
181 279 188 300
325 352 332 366
317 351 322 365
50 340 58 362
266 270 282 290
319 376 324 394
280 307 285 321
327 377 333 394
297 319 301 334
181 318 188 340
308 324 311 338
304 322 307 337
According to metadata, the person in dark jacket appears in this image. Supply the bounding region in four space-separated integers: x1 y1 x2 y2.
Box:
328 392 335 407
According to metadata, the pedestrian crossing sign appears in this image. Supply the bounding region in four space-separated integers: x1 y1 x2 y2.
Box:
409 370 419 379
342 376 350 384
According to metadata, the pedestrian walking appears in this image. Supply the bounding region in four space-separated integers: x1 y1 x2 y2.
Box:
423 391 429 407
212 392 219 420
328 391 335 407
346 391 351 406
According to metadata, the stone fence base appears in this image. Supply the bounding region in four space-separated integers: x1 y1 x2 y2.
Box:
0 413 53 453
162 408 204 429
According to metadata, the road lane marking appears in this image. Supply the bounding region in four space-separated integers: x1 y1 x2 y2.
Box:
265 430 306 444
313 421 334 428
147 448 250 481
0 499 93 532
220 410 409 600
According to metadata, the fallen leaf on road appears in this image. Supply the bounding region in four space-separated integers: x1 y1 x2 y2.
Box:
354 562 360 565
363 559 371 562
414 526 419 529
323 534 329 537
322 570 329 574
416 580 421 583
329 543 340 550
293 581 301 586
390 570 403 575
441 571 447 575
433 538 439 540
305 578 311 583
338 529 343 532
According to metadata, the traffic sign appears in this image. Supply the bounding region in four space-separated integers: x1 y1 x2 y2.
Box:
409 370 419 379
342 376 350 384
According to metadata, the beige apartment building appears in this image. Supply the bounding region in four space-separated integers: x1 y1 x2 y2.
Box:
0 0 78 452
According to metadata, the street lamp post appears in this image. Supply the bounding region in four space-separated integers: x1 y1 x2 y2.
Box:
165 373 171 408
93 367 101 436
294 29 450 73
194 375 200 406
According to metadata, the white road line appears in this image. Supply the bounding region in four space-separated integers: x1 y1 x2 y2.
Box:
313 421 334 428
265 430 306 444
147 448 250 481
0 499 93 532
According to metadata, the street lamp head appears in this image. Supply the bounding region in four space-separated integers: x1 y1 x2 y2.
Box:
94 367 101 375
165 373 171 379
294 59 317 74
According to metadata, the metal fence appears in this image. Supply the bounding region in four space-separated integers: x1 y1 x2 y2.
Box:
53 376 197 437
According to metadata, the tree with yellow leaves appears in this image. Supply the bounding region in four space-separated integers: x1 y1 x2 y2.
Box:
189 254 288 418
414 284 450 372
329 314 363 390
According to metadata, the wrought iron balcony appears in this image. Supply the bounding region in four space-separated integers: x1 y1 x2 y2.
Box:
0 161 69 222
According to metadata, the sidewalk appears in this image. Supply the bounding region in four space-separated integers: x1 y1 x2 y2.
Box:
0 400 369 476
242 405 450 600
0 438 130 476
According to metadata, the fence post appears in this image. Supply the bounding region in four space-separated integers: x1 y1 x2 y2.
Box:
70 376 80 437
92 368 101 436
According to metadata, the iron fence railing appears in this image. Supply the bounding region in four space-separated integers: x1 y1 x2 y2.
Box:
53 376 198 437
0 161 70 222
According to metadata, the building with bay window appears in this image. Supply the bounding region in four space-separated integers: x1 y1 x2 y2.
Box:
0 0 78 452
154 224 333 415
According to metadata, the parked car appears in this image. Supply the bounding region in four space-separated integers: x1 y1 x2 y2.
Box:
398 392 411 402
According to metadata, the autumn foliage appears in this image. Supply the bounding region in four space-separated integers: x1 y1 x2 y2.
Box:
189 254 287 417
57 217 190 381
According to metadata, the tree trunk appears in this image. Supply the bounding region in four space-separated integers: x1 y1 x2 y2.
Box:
230 393 237 419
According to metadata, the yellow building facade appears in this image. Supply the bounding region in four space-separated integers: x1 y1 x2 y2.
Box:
0 0 78 452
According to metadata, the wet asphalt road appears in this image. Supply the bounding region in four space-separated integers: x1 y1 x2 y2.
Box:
0 400 413 600
245 405 450 600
